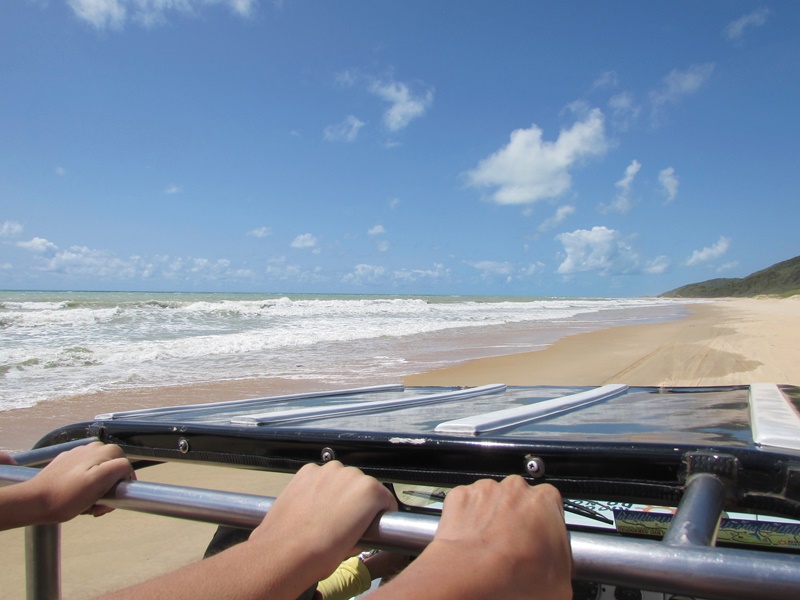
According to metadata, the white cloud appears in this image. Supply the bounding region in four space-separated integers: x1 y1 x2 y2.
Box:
368 80 434 131
538 205 575 232
366 225 389 251
659 167 679 203
55 166 67 176
389 198 401 209
342 263 386 285
644 255 670 274
12 240 260 282
323 115 365 142
190 257 242 277
33 247 253 281
468 260 514 279
247 226 272 238
17 237 58 254
726 8 771 40
601 160 641 214
392 263 449 283
467 260 544 282
556 226 639 275
466 107 608 205
265 257 325 283
617 160 641 193
67 0 126 30
265 261 324 282
67 0 257 30
164 184 183 194
608 92 641 130
291 233 318 249
41 245 139 277
520 261 546 276
650 63 715 109
225 0 257 18
686 236 731 266
591 71 619 91
1 221 23 237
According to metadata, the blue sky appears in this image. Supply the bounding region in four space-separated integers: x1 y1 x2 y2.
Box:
1 1 798 296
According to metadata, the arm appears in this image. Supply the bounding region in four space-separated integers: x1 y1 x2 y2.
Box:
0 442 134 531
99 460 398 600
372 477 573 600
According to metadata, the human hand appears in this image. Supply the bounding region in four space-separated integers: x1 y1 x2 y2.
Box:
250 461 397 584
377 477 571 600
23 442 134 523
437 477 572 599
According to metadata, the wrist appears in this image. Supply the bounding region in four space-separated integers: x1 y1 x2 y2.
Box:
20 479 54 524
0 480 50 529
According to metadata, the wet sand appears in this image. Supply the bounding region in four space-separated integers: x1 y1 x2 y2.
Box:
2 297 800 598
406 297 800 388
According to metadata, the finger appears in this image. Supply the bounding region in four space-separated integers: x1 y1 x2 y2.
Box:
85 505 115 518
89 456 135 488
90 442 127 463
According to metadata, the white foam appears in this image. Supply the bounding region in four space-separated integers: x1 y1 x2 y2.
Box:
0 292 687 411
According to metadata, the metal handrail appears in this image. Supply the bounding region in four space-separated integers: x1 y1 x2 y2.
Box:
3 450 800 599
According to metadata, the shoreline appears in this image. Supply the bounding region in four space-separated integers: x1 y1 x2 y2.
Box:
0 301 684 453
2 297 800 597
4 297 800 452
405 297 800 387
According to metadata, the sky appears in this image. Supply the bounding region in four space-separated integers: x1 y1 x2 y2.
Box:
1 1 799 297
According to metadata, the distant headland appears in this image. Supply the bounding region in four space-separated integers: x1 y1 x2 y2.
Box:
661 256 800 298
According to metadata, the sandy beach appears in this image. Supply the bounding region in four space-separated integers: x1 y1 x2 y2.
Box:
2 297 800 598
406 297 800 388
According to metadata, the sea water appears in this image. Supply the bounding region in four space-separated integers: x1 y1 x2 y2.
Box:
0 291 687 411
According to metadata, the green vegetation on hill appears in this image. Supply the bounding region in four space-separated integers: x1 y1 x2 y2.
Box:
661 256 800 298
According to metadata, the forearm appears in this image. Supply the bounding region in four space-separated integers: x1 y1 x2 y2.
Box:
369 541 503 600
101 461 396 600
97 536 322 600
374 541 571 600
0 481 51 530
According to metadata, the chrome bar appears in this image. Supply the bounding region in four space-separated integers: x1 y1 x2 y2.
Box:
105 479 439 554
76 481 800 600
4 464 800 599
7 442 84 600
571 531 800 600
2 458 66 600
1 463 438 552
25 525 60 600
106 478 800 599
12 438 99 468
0 465 40 486
360 508 438 554
109 480 275 529
662 473 727 547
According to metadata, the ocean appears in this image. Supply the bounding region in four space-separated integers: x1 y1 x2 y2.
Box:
0 291 688 412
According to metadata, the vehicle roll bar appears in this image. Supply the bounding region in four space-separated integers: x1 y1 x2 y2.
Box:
2 442 800 600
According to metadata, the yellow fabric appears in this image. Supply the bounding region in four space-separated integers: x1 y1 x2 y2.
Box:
316 556 372 600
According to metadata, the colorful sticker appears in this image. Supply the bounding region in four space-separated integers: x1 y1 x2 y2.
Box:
614 510 800 549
